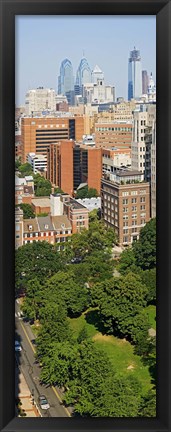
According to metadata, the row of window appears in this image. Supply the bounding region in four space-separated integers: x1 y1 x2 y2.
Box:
23 230 71 238
122 190 146 196
96 127 132 132
123 197 145 204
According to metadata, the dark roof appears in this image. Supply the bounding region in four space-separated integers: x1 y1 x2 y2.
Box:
37 215 54 231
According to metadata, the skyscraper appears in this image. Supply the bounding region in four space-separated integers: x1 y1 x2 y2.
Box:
128 47 142 100
58 58 74 105
75 57 91 95
92 65 104 84
142 70 149 94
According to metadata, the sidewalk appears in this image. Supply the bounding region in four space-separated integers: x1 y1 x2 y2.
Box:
16 367 41 417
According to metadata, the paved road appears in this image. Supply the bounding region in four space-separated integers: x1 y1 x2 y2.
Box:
15 300 70 418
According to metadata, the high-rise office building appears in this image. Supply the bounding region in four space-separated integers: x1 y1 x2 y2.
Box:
21 116 84 162
128 47 142 100
91 65 104 84
75 57 91 95
58 58 74 105
142 70 149 94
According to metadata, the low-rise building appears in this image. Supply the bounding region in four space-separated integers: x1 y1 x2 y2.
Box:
31 197 51 215
27 153 47 174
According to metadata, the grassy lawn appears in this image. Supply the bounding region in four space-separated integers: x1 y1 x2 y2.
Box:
145 305 156 329
69 309 153 395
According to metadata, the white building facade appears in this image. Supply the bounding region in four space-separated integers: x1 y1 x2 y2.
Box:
25 87 56 115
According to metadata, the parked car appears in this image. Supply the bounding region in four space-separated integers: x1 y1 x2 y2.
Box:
70 257 82 264
38 395 50 410
15 340 22 352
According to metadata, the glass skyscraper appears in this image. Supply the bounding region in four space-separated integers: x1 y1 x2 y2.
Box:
75 57 91 95
58 58 74 105
128 48 142 100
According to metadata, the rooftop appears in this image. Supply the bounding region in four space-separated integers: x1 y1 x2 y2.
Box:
31 197 50 207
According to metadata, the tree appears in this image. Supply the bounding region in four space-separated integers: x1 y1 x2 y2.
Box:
119 248 136 274
63 341 142 417
15 241 63 295
44 271 89 316
87 188 98 198
18 162 33 177
36 299 73 360
40 341 78 387
91 272 148 338
18 203 35 219
75 186 99 199
141 268 156 304
21 277 43 322
54 187 64 194
133 218 156 270
15 157 21 170
139 388 156 417
33 173 52 197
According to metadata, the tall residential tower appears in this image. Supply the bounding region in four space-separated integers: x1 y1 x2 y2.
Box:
128 47 142 100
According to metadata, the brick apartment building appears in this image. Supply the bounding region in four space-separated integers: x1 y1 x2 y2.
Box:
21 116 84 162
101 171 150 246
47 141 102 195
15 193 89 248
63 198 89 234
95 121 133 149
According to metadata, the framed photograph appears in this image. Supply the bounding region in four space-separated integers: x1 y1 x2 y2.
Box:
0 0 171 431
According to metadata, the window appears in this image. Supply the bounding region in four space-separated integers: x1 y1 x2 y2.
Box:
123 199 128 204
141 219 146 224
132 220 137 226
131 198 137 203
132 214 137 219
16 235 20 239
122 191 129 196
132 206 137 211
141 205 146 210
123 221 128 227
131 191 137 195
140 190 146 194
140 197 145 202
123 207 128 213
123 236 128 243
132 228 137 233
123 215 128 220
16 224 20 231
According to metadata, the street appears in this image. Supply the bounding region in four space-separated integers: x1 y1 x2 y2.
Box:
15 300 70 418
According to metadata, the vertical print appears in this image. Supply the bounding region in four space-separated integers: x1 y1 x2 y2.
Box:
15 15 156 417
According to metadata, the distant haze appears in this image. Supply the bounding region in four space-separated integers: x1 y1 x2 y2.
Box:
15 15 156 105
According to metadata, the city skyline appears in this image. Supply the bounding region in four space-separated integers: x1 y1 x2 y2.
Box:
15 15 156 105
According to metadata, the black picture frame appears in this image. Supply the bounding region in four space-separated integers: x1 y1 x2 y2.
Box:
0 0 171 431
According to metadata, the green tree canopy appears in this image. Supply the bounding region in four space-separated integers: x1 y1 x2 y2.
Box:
75 186 99 199
18 203 35 219
15 241 63 295
92 272 148 338
18 162 33 177
133 218 156 270
33 173 52 196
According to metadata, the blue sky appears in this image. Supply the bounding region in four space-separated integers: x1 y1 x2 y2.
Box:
15 15 156 105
